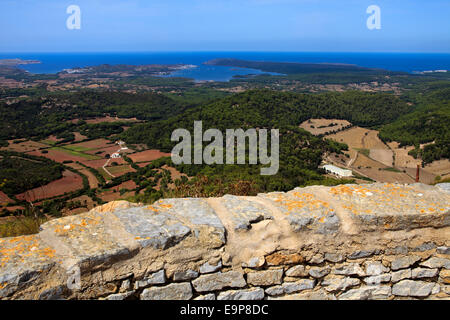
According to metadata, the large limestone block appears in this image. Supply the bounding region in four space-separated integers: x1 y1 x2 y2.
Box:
110 206 191 250
247 269 283 286
220 195 273 231
140 282 193 300
191 271 246 292
0 235 60 298
39 210 138 269
217 288 264 300
321 275 360 292
258 188 340 234
150 198 226 247
338 285 391 300
328 183 450 231
392 280 435 297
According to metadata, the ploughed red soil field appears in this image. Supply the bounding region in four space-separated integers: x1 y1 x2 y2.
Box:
0 191 12 205
105 164 136 177
137 161 151 168
68 138 113 150
2 140 48 153
16 170 84 202
128 150 171 163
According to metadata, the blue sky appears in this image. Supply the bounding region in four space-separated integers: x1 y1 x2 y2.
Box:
0 0 449 52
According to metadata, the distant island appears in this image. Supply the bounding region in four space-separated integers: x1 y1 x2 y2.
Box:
0 58 41 66
205 58 395 74
61 63 196 76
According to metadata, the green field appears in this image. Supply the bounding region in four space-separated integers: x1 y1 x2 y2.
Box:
51 146 101 160
62 145 94 152
355 148 370 157
40 139 57 146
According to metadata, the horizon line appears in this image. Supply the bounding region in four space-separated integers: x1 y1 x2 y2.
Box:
1 50 450 55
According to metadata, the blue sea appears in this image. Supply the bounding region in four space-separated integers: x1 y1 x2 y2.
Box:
0 52 449 82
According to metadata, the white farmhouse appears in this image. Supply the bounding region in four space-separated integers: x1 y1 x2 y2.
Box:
111 152 121 159
322 164 353 177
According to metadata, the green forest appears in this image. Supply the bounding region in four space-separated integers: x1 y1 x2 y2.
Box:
379 82 450 164
119 89 411 195
0 151 64 196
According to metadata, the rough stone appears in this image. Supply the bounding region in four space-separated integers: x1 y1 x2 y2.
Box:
106 291 135 300
265 252 304 266
420 257 450 269
0 235 58 299
338 285 391 300
149 198 226 247
371 285 392 299
333 263 365 277
436 183 450 193
247 269 283 286
364 274 391 285
411 268 439 279
391 256 421 270
309 267 330 279
412 242 436 252
437 246 450 255
110 206 191 250
38 210 138 271
194 293 215 300
173 270 199 281
338 287 375 300
134 269 166 289
268 289 336 300
140 283 193 300
285 265 308 277
324 253 345 263
348 250 375 260
439 269 450 284
242 256 265 268
221 252 232 266
200 261 222 274
191 271 246 292
328 183 450 231
217 288 264 300
387 246 409 255
258 188 340 234
265 285 285 296
38 286 66 300
392 280 435 297
282 279 316 294
221 195 273 231
391 269 412 283
321 275 360 292
308 253 325 264
431 284 440 295
265 279 315 296
364 261 390 275
120 279 131 292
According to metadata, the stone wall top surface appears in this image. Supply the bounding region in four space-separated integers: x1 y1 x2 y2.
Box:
1 183 449 299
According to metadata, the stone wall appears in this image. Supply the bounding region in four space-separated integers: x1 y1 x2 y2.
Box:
1 183 449 300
